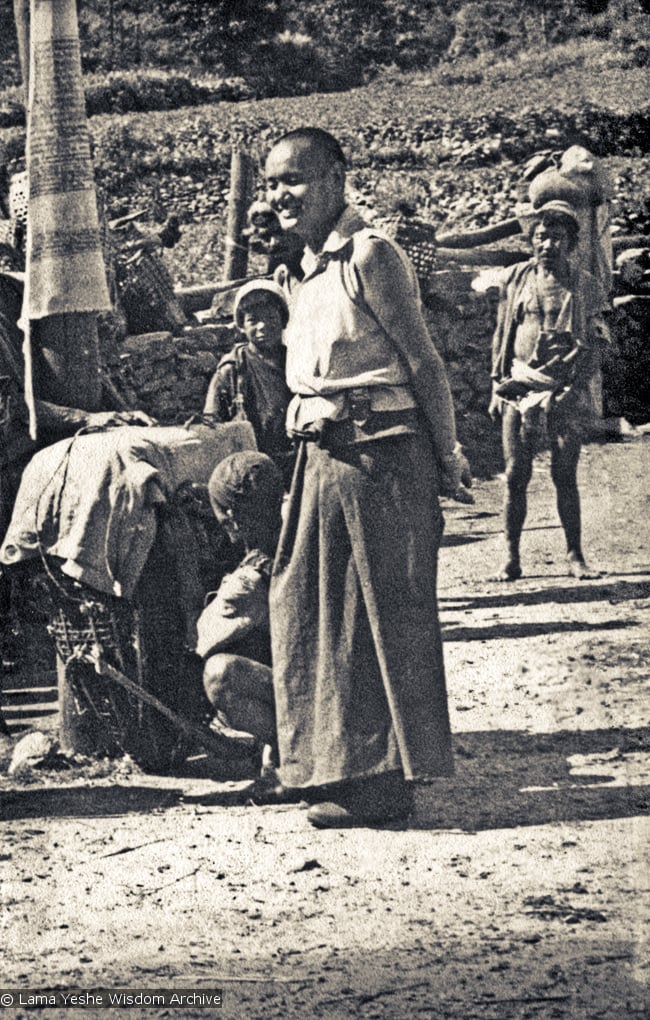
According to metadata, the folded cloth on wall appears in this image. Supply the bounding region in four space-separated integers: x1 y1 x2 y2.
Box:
0 422 255 599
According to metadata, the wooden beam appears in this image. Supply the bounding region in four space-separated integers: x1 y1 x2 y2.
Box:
436 217 522 249
436 246 529 267
91 656 235 759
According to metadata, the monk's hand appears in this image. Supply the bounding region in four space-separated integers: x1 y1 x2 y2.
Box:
440 444 474 504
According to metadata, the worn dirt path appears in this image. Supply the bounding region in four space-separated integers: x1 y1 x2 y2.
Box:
0 434 648 1019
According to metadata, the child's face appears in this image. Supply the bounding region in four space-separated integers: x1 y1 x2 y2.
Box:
239 293 284 351
251 211 281 238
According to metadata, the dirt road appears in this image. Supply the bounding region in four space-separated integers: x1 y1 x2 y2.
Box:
1 433 648 1019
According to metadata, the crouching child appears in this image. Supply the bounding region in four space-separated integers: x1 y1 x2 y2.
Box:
196 452 284 793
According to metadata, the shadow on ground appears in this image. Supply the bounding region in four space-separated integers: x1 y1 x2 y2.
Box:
442 617 641 642
185 725 650 832
440 578 650 611
411 724 650 832
0 783 188 820
2 724 648 830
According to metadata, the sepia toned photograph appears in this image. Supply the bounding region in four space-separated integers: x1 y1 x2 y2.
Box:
0 1 648 1017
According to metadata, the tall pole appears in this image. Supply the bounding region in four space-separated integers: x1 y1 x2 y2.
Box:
223 146 253 282
23 0 107 422
18 0 111 753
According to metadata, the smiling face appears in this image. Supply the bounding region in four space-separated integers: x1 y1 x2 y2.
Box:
264 138 345 252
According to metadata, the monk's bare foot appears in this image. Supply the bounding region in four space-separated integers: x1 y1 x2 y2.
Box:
493 560 522 582
567 553 600 580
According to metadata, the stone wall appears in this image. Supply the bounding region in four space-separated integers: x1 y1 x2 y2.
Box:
605 295 650 423
112 265 649 476
419 270 501 474
113 271 497 413
111 322 237 423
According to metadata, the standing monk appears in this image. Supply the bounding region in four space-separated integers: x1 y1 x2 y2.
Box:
489 200 606 582
265 127 471 828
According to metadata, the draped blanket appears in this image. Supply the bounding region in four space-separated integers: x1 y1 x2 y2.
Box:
0 423 256 602
25 0 110 319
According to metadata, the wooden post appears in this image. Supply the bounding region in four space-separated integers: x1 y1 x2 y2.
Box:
223 147 253 283
436 217 522 249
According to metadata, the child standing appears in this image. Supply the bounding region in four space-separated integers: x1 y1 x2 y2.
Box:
203 280 294 487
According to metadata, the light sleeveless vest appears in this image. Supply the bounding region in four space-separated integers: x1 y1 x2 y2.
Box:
284 229 413 396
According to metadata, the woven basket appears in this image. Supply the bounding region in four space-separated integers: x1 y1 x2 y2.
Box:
45 582 153 760
392 218 439 280
8 171 27 228
47 600 125 667
119 250 188 335
41 494 225 768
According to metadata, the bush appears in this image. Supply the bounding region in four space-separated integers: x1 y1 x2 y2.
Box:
0 72 256 126
84 72 254 117
448 2 527 60
241 34 362 97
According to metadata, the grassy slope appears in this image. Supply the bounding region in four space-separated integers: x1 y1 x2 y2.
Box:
89 40 650 286
3 40 648 285
90 38 650 146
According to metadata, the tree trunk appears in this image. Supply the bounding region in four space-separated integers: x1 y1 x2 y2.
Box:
35 313 102 411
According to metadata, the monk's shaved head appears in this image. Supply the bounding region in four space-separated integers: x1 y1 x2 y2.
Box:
271 127 346 170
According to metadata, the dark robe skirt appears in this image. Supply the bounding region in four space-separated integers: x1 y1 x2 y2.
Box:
270 430 453 790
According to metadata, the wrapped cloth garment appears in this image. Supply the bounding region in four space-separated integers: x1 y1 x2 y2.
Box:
497 358 565 442
198 549 275 744
196 550 272 664
271 430 453 790
490 258 606 434
203 343 293 480
0 422 255 600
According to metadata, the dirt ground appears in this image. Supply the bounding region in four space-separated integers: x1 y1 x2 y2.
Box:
0 431 648 1020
